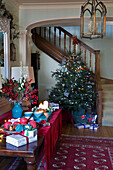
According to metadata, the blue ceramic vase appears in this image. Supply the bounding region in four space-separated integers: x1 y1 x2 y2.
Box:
12 103 23 118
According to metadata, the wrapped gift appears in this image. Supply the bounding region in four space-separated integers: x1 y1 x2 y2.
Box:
89 124 98 130
49 103 59 109
23 129 37 137
86 113 97 124
6 134 37 147
75 123 90 129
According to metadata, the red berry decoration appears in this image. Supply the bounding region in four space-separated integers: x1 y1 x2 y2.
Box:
20 117 28 125
29 120 37 128
13 121 21 125
4 122 12 130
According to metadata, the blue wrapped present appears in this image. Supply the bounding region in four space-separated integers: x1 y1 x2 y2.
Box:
75 123 90 129
89 124 98 130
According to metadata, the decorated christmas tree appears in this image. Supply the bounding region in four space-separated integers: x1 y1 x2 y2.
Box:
49 54 97 123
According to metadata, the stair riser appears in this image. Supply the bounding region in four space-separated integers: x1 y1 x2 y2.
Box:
102 82 113 126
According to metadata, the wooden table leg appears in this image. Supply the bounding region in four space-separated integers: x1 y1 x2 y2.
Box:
24 157 36 170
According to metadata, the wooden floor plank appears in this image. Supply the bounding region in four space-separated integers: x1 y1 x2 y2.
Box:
62 123 113 138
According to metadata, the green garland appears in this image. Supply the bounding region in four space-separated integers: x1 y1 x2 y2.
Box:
0 0 19 40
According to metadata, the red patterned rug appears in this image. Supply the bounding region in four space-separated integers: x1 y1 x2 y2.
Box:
50 135 113 170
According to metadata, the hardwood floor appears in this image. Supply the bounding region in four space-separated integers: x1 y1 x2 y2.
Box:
62 122 113 138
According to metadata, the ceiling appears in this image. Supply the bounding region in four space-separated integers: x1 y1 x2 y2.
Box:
14 0 113 5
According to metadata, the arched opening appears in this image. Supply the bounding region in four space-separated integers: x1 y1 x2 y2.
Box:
25 18 80 102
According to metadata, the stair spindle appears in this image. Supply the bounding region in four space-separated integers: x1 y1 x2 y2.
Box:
90 52 92 71
69 37 71 54
84 49 86 64
64 33 66 53
39 27 41 36
49 27 51 43
54 27 56 46
59 29 61 48
80 44 81 55
44 27 46 39
73 44 76 55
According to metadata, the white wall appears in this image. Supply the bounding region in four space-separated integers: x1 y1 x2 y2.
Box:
38 52 59 102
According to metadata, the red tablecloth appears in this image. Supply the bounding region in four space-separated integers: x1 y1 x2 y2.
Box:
0 111 12 125
38 109 62 170
62 110 74 125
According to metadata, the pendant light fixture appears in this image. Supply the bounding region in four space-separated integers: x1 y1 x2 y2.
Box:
80 0 107 39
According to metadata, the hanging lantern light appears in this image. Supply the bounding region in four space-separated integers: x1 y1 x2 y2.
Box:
80 0 107 39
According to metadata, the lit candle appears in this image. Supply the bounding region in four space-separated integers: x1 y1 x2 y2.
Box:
0 134 3 141
43 101 48 109
39 103 44 109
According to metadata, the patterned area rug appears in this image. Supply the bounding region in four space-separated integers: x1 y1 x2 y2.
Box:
50 135 113 170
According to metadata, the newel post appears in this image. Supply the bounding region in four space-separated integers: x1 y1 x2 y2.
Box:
95 50 103 126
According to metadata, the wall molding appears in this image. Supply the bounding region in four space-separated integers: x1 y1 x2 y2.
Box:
18 1 113 10
19 2 82 10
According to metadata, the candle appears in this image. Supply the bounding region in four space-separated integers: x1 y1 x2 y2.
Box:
43 101 48 109
39 103 44 109
0 134 3 142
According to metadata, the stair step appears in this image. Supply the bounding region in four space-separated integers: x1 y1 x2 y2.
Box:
103 111 113 117
102 84 113 87
101 80 113 126
102 100 113 107
102 92 113 95
102 95 113 100
101 79 113 84
102 119 113 126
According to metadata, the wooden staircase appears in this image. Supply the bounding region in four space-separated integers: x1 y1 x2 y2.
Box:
32 26 102 126
101 79 113 126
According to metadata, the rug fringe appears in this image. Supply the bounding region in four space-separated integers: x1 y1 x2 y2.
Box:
61 134 113 140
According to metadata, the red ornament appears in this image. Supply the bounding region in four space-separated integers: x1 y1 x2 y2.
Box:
4 122 12 130
29 120 37 128
13 121 21 125
39 120 46 124
81 115 85 119
20 117 28 125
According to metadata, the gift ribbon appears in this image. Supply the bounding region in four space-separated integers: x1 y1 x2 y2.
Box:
90 124 98 130
75 123 86 128
23 128 37 137
1 131 29 144
86 115 97 123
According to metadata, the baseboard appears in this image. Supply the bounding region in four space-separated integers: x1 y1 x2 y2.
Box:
101 77 113 84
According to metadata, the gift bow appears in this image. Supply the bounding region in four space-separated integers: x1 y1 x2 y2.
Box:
86 115 97 123
90 124 98 130
39 120 46 124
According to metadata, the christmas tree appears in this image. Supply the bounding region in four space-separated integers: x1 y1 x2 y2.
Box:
49 54 97 114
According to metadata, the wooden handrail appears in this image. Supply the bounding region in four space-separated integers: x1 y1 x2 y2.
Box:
32 26 102 126
56 26 97 54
